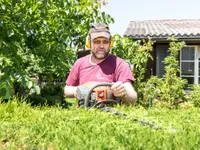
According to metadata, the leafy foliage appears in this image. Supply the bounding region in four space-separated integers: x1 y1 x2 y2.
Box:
142 37 187 108
187 84 200 107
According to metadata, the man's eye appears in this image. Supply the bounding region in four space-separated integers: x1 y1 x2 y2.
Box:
103 41 109 44
93 40 109 44
94 41 101 44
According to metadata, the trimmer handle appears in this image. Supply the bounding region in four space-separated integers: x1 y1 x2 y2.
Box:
84 82 118 108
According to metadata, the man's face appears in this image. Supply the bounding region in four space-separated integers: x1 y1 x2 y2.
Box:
91 37 110 60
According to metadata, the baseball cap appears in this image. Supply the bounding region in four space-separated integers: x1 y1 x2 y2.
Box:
89 23 111 40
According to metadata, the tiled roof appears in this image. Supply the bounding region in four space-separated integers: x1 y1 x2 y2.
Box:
124 19 200 39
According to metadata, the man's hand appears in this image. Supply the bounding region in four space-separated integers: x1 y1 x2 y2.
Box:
64 85 77 98
111 81 127 98
111 81 137 105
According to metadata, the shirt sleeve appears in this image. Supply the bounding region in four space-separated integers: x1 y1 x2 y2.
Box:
115 60 134 83
66 60 80 86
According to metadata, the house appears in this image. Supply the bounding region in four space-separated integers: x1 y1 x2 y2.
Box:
124 19 200 84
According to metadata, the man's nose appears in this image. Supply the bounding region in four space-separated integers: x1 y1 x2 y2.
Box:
99 42 104 47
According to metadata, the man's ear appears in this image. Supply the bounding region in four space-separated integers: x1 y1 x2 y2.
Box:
85 36 91 49
110 40 113 48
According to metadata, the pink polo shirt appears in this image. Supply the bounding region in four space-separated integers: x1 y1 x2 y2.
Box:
66 54 134 86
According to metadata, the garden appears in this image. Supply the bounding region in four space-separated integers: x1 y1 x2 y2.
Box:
1 0 200 149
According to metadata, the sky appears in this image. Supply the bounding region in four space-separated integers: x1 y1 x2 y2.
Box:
101 0 200 35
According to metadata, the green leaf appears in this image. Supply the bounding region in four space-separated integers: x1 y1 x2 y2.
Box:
0 78 12 99
33 84 40 94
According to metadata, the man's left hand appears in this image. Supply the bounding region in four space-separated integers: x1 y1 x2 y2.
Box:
111 81 127 98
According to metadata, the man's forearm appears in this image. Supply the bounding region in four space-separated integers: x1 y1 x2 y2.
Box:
121 89 137 104
64 85 77 97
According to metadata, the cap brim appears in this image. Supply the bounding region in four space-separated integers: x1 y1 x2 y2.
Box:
90 32 110 40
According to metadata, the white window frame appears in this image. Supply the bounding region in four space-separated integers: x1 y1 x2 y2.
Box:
180 45 200 84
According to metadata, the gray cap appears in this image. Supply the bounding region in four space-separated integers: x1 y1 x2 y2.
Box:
89 23 111 40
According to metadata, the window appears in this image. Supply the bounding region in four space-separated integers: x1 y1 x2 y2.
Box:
180 46 200 84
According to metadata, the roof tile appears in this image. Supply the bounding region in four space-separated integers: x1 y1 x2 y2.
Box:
124 19 200 39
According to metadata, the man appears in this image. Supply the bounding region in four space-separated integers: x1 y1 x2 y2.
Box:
64 23 137 104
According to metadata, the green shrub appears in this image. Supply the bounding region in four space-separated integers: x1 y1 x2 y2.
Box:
0 100 200 149
141 37 187 108
187 84 200 107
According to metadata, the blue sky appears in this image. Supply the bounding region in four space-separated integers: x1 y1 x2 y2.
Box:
101 0 200 35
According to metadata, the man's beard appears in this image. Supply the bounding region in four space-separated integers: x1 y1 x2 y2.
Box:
91 51 109 60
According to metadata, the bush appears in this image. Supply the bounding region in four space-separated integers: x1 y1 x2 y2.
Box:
187 84 200 107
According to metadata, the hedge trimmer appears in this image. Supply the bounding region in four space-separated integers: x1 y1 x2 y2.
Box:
76 82 159 130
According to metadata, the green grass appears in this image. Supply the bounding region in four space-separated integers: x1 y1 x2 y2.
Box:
0 98 200 149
